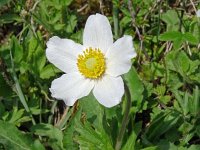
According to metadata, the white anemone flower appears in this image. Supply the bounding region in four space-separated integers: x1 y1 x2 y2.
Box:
46 14 136 108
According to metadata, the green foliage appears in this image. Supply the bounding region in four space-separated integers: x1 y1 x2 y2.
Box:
31 123 63 150
0 74 12 97
0 0 11 8
0 120 44 150
161 10 180 31
159 31 198 49
74 121 113 150
0 0 200 149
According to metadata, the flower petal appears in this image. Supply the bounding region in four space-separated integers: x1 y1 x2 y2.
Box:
106 35 136 77
46 36 84 73
93 75 124 107
50 72 94 106
83 13 113 53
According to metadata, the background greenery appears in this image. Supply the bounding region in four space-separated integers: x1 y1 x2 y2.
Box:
0 0 200 149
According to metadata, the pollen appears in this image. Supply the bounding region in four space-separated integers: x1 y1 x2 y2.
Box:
77 47 106 79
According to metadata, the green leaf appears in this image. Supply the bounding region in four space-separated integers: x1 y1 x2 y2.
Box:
27 33 46 74
31 123 63 139
188 145 200 150
183 32 198 45
153 85 166 96
159 31 182 41
174 86 200 116
74 121 113 150
31 123 63 150
159 31 198 48
66 15 77 33
40 64 61 79
11 36 23 64
120 16 131 28
0 0 11 8
161 10 179 31
157 140 179 150
192 86 199 116
63 109 81 149
0 73 12 97
0 120 33 150
79 94 104 130
173 90 187 115
121 131 137 150
144 110 180 142
27 36 38 61
122 121 142 150
0 102 5 118
124 67 144 110
30 107 49 115
0 13 21 24
175 51 190 73
31 140 45 150
63 0 73 6
5 107 30 126
165 50 199 78
141 146 159 150
54 24 65 31
33 46 46 73
173 38 184 50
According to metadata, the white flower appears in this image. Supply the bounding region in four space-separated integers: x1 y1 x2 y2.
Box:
46 14 136 108
197 9 200 17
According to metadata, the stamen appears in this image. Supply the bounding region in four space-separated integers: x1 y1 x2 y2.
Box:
77 48 106 79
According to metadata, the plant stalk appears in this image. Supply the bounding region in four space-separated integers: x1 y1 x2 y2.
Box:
115 82 131 150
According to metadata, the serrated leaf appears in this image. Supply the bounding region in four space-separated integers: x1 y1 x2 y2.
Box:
31 123 63 142
6 107 25 124
31 123 63 150
0 120 33 150
74 121 113 150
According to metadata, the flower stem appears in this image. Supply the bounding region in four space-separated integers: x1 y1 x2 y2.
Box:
115 82 131 150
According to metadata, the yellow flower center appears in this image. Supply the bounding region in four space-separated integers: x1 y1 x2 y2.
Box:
77 48 106 79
